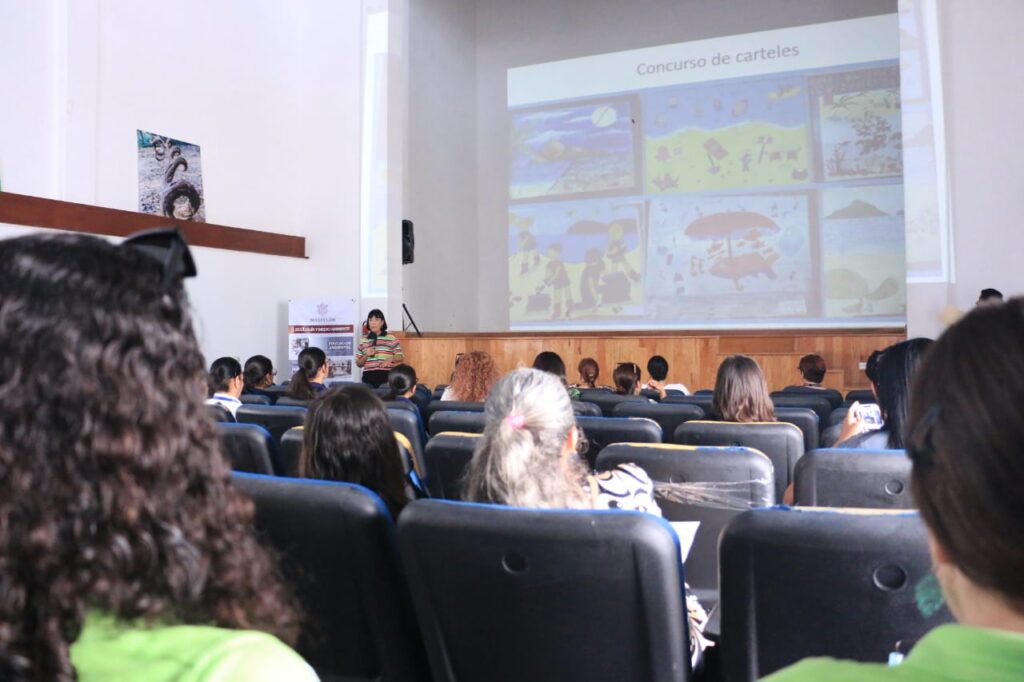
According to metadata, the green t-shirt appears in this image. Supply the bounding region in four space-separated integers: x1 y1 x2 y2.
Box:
763 624 1024 682
71 614 318 682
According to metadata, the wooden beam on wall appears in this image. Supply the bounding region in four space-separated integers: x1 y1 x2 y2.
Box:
0 192 306 259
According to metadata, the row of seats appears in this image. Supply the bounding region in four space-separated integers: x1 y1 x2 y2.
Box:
233 472 948 682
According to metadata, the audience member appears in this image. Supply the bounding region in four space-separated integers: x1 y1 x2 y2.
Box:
575 357 603 389
532 350 582 400
206 356 245 418
243 354 277 401
767 299 1024 681
711 355 775 422
440 350 498 402
612 362 646 397
0 232 313 680
301 384 411 518
356 309 404 388
287 346 329 400
464 368 708 663
646 354 689 395
977 287 1004 306
837 338 932 449
385 363 429 444
796 354 827 388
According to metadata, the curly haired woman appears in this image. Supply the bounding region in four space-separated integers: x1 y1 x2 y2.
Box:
0 232 315 680
440 350 499 402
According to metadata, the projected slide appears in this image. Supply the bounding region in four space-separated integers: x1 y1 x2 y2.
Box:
506 14 906 330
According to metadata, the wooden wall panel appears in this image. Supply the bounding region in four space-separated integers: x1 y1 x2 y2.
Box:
398 330 905 396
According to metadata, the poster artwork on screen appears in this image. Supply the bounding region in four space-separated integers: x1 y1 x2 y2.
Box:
136 130 205 222
288 299 357 384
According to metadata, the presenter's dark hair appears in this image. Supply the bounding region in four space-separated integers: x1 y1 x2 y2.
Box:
532 351 568 380
613 362 642 395
301 385 408 518
243 354 274 390
387 363 418 400
0 233 299 680
873 338 932 449
208 356 242 394
798 354 827 384
366 308 387 334
647 355 669 382
288 346 327 400
907 299 1024 612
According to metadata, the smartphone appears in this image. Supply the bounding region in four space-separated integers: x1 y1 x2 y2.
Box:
858 403 884 430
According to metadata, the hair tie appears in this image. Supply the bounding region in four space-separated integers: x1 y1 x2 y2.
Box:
505 414 525 429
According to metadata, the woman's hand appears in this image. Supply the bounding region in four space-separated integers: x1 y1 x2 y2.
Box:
646 379 667 400
837 401 868 445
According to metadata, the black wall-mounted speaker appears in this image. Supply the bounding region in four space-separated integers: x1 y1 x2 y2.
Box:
402 219 415 265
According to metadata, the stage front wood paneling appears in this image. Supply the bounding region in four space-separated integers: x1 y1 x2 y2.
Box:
399 330 906 395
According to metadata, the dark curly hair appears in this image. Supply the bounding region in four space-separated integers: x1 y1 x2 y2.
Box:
0 234 300 680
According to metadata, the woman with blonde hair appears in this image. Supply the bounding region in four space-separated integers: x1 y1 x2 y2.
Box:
711 355 775 422
440 350 499 402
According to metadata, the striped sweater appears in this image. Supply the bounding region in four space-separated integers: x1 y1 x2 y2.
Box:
356 334 404 372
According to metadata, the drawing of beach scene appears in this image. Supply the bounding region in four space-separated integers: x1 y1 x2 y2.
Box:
509 198 645 326
645 194 812 320
510 99 639 201
821 185 906 318
643 76 811 194
812 65 903 181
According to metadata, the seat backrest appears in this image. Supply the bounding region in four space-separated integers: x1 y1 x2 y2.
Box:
828 406 849 427
575 416 662 469
412 384 432 413
275 395 311 407
216 422 276 475
232 474 429 681
207 403 235 422
778 385 843 410
236 404 307 444
429 410 486 436
639 388 662 401
720 508 953 681
423 432 480 500
423 400 485 425
770 393 833 425
596 443 773 600
844 388 876 405
387 407 427 477
575 391 647 417
662 393 715 415
239 393 272 405
673 421 804 500
571 400 602 417
398 500 691 682
432 384 447 399
773 406 820 452
279 426 304 477
612 401 704 439
794 448 914 509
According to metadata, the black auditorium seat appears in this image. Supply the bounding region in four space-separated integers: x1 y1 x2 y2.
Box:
423 432 479 500
216 422 277 475
597 443 773 604
612 401 705 440
575 416 662 469
387 406 428 478
779 385 844 410
719 508 953 681
239 393 272 405
673 421 803 501
662 393 715 416
275 396 311 407
429 410 487 436
234 473 429 682
774 406 820 452
794 448 914 509
423 400 484 429
769 392 833 426
571 400 602 417
844 388 877 405
576 391 647 417
235 404 307 444
398 499 692 682
279 426 304 477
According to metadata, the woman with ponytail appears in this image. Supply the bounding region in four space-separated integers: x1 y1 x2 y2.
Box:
206 356 244 418
242 354 277 402
386 363 428 444
286 346 329 401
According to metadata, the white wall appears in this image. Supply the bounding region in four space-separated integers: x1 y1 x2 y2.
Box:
0 0 363 372
403 0 479 331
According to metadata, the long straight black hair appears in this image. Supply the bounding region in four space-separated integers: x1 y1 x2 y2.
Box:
873 338 933 448
287 346 327 400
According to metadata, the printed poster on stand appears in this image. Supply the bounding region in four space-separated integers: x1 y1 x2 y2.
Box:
288 299 356 385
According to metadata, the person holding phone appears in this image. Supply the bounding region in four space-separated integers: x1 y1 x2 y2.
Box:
355 309 403 388
836 338 932 449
